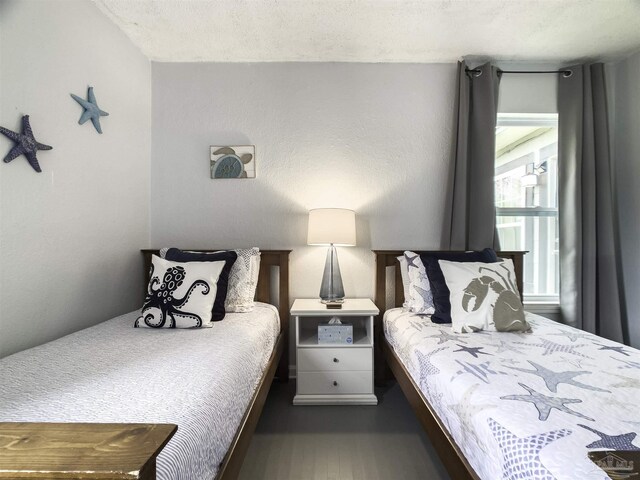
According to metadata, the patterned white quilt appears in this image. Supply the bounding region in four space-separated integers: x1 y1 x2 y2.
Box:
384 308 640 480
0 303 280 480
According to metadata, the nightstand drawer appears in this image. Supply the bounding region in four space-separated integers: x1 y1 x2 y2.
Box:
298 348 371 372
297 370 373 395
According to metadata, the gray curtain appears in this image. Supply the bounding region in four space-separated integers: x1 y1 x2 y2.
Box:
558 64 628 343
444 61 501 251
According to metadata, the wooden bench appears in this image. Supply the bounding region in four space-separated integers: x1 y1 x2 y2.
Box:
0 422 177 479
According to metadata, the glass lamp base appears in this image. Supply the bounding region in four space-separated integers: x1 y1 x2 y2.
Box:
319 244 346 303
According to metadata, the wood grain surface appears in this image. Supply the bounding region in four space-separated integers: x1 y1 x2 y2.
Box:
0 422 176 479
238 381 450 480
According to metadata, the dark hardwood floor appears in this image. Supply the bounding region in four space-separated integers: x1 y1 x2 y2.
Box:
238 381 450 480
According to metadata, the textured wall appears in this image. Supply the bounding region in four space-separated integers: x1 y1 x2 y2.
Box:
0 0 151 357
151 62 456 305
610 51 640 347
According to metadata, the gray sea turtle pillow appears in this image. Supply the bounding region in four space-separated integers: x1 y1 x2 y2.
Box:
439 259 531 333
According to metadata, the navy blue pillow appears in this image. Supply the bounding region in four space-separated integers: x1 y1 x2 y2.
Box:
419 248 499 324
164 249 237 321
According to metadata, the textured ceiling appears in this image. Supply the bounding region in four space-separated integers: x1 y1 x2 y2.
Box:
93 0 640 63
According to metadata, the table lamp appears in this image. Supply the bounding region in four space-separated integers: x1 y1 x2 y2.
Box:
307 208 356 303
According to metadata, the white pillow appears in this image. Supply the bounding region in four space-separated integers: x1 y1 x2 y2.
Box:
397 255 411 310
225 247 261 312
439 258 530 333
135 255 225 328
404 251 435 316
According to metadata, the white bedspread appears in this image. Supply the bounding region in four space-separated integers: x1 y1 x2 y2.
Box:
384 308 640 480
0 302 280 480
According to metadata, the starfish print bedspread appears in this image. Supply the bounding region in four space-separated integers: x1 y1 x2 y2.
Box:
384 308 640 480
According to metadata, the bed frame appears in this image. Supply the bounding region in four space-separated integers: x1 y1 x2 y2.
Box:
373 250 525 480
141 249 290 480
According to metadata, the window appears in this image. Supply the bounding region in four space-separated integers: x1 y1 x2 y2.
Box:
495 113 559 303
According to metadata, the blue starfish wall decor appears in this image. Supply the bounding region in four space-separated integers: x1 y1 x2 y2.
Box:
70 86 109 133
0 115 52 173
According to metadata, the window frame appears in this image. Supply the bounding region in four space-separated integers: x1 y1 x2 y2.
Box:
495 113 559 305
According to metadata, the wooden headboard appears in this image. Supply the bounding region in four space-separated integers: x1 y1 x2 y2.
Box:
141 249 291 381
373 250 526 315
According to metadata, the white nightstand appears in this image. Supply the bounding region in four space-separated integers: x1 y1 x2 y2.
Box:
292 298 379 406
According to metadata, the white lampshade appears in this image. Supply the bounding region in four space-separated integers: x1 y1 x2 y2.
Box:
307 208 356 246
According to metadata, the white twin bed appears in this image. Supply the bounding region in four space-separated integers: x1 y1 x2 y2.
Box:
0 248 290 480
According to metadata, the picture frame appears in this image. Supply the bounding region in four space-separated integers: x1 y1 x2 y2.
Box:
210 145 256 179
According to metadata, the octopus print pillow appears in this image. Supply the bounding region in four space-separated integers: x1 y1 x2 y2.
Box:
439 259 531 333
163 248 257 313
135 255 226 329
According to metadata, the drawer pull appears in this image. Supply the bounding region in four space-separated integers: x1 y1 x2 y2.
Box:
333 358 339 363
333 381 338 386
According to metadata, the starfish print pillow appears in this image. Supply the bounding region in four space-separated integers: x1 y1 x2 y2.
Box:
403 251 435 315
397 255 412 310
439 259 531 333
135 255 226 329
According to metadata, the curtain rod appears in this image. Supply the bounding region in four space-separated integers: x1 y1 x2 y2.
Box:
466 68 573 78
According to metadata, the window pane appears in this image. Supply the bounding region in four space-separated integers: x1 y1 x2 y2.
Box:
495 115 559 300
496 215 559 297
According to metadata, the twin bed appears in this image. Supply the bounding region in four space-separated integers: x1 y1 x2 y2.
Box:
0 249 290 480
374 250 640 480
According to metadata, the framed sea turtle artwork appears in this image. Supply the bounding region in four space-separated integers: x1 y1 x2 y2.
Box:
210 145 256 179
